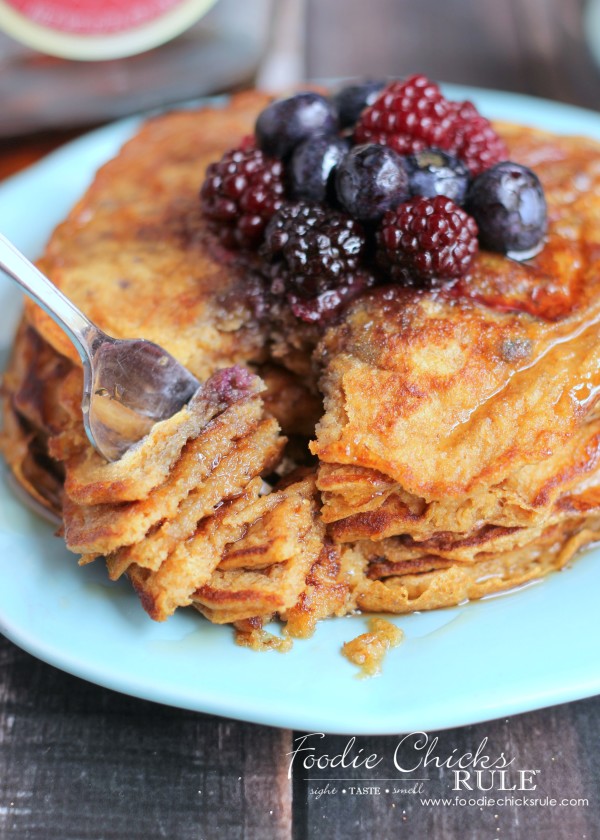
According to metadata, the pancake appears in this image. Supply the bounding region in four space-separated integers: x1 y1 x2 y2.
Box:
26 92 273 379
312 123 600 552
0 320 80 514
2 92 600 646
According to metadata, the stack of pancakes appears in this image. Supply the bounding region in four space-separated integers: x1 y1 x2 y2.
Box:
3 92 600 640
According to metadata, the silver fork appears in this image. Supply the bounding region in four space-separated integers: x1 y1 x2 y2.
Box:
0 234 200 462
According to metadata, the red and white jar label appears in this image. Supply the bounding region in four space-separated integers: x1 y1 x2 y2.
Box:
3 0 186 35
0 0 217 58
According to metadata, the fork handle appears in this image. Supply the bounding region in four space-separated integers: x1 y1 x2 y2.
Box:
0 233 101 366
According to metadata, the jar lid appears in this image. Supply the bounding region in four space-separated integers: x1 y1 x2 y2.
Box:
0 0 218 59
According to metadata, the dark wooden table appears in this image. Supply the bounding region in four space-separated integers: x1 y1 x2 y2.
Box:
2 1 600 837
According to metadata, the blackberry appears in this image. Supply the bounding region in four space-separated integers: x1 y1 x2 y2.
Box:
264 202 367 297
354 75 455 154
255 92 338 159
332 79 387 128
447 101 508 176
289 134 349 203
378 195 479 282
407 148 470 204
200 145 285 248
287 273 375 324
334 143 410 221
466 161 547 254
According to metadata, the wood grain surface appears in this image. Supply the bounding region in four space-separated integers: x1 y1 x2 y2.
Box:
1 636 598 840
0 642 293 840
1 1 600 838
306 0 600 110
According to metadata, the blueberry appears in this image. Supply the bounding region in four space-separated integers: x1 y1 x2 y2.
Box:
332 79 387 128
466 162 547 254
407 148 470 204
289 135 350 203
335 144 410 221
255 92 338 159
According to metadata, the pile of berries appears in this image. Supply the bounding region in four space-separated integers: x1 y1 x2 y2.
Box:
200 75 548 324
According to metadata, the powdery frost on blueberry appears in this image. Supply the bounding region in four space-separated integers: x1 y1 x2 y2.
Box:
335 143 410 221
255 93 338 160
466 161 547 254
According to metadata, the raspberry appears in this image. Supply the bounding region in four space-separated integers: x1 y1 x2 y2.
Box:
446 101 508 176
354 77 507 176
354 75 455 155
264 202 374 322
200 145 285 248
378 195 478 282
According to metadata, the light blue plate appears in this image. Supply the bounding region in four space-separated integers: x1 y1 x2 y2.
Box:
1 88 600 735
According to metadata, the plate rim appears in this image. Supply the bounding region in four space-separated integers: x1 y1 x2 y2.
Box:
1 84 600 735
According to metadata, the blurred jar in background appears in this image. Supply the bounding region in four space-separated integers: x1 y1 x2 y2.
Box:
0 0 220 59
0 0 274 136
